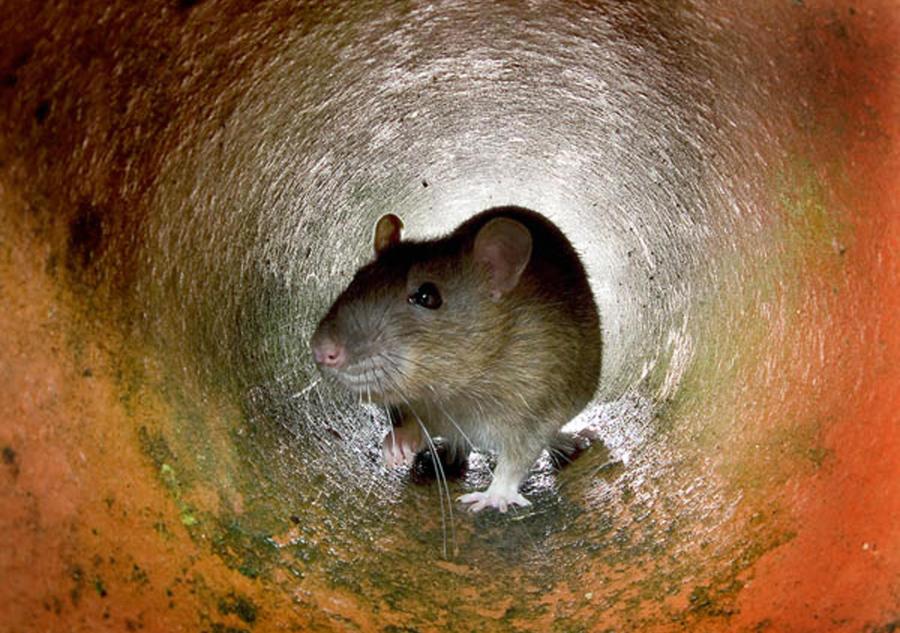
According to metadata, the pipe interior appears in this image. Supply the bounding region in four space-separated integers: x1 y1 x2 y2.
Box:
1 1 897 630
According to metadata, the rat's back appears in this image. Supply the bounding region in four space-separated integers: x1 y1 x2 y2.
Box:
450 206 601 415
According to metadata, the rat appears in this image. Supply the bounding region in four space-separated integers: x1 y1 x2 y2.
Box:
310 206 601 512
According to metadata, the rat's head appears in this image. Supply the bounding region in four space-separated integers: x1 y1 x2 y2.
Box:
310 212 533 405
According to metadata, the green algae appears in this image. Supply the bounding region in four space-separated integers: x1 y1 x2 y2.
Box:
137 426 177 472
155 462 201 529
217 591 258 624
92 576 108 598
777 157 842 242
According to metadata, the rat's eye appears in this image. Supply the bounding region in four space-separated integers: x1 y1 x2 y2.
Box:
408 282 443 309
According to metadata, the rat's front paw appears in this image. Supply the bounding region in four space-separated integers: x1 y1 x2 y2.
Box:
382 426 423 468
458 490 532 513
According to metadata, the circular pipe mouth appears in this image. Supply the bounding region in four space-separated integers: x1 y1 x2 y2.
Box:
1 2 898 631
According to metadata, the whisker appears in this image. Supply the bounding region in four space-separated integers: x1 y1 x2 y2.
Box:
324 344 460 557
436 403 475 454
361 470 378 505
409 407 456 560
383 373 456 559
368 364 399 470
548 445 574 469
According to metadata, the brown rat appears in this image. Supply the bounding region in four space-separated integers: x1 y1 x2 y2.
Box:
310 206 601 512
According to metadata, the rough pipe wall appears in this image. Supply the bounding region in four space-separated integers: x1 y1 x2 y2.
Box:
0 1 898 632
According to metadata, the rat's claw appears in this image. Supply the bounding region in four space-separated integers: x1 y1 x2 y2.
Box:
382 429 421 468
573 426 600 450
458 490 532 513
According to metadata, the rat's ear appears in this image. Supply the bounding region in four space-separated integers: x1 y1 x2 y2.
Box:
473 217 533 301
373 214 403 256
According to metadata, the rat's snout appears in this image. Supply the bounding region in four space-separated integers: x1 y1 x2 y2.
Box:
311 332 348 369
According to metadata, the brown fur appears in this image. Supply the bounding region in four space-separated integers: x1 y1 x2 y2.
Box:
312 206 601 494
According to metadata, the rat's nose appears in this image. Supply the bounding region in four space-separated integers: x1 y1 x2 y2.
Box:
312 335 347 369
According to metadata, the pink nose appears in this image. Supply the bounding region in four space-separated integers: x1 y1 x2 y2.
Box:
312 336 347 369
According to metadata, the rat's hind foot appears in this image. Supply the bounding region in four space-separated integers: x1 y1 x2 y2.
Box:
458 489 531 513
549 426 600 468
382 424 423 468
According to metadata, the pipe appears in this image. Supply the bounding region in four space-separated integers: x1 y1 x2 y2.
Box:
1 1 897 631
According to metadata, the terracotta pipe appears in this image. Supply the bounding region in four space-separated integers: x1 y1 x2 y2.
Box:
1 1 897 631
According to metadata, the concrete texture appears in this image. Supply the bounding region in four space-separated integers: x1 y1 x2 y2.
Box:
0 1 898 631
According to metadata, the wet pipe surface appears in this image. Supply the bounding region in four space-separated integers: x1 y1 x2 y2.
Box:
0 1 898 632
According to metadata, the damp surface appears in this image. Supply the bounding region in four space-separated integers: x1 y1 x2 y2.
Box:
1 1 898 632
